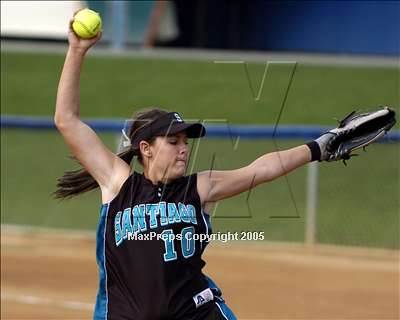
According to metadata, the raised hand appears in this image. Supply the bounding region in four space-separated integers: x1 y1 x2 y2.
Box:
67 14 102 54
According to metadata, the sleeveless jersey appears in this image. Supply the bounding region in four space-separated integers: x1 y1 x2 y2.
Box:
93 171 216 320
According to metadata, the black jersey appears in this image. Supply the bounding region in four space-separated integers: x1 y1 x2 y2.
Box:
93 171 230 320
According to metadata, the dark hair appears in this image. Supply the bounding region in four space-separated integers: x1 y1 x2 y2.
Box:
54 107 168 199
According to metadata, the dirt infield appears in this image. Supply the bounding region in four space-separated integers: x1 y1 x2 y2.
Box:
1 225 399 320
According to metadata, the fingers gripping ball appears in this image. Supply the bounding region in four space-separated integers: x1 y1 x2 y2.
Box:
72 8 102 39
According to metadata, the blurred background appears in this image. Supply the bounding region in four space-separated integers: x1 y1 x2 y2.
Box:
1 1 399 319
2 0 399 54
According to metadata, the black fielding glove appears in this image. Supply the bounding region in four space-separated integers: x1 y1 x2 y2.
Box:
307 106 396 163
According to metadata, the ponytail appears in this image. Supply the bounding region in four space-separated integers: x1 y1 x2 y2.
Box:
53 149 135 199
54 107 167 199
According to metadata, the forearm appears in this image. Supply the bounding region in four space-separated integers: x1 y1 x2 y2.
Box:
55 48 87 126
252 145 311 183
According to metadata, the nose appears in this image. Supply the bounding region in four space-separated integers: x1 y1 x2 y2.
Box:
179 142 188 155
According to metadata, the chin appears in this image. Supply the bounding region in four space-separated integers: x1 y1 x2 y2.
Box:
174 166 186 177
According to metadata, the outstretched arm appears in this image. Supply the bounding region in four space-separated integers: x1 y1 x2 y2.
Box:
197 106 397 205
197 144 312 204
55 18 130 201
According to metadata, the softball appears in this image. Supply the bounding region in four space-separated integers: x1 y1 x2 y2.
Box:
72 8 102 39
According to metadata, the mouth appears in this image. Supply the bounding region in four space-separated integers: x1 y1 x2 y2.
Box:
176 159 186 165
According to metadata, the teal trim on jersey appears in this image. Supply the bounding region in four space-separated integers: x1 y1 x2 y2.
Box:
205 275 237 320
215 299 237 320
200 211 212 253
202 211 212 234
93 203 110 320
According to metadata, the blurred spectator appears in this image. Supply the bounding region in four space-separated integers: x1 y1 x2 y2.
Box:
145 0 245 49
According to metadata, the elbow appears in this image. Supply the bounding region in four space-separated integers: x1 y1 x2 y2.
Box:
54 114 62 128
54 114 66 131
54 112 78 131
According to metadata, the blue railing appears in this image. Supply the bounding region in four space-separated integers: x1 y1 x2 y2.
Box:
1 115 399 141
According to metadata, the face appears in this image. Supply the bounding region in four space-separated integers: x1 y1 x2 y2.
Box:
147 132 189 179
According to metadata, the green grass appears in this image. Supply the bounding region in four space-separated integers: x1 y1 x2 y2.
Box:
2 51 399 124
1 51 399 248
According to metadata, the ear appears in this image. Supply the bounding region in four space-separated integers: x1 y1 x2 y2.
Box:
139 141 152 158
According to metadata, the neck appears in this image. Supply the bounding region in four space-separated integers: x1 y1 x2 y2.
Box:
143 167 171 185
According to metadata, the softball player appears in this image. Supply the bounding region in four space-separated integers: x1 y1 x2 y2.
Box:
55 18 330 320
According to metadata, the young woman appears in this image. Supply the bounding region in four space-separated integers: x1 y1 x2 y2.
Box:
55 18 332 320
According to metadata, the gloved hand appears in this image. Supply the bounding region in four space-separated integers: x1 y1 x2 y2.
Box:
307 106 396 164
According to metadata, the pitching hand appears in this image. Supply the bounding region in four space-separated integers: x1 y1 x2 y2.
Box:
67 15 102 53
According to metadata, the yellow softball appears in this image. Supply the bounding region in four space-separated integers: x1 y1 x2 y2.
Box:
72 8 102 39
